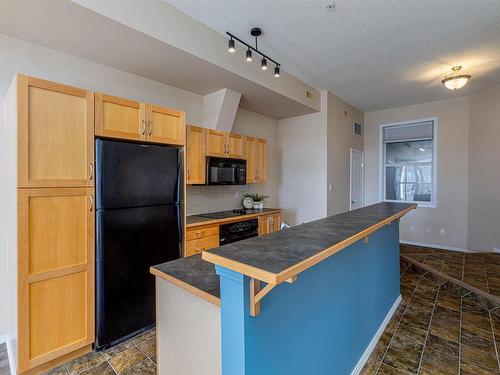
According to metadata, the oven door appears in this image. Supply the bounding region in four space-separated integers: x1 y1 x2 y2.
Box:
207 157 246 185
220 219 258 245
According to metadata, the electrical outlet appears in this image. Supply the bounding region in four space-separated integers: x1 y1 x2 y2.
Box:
426 227 432 233
409 225 415 232
440 228 446 236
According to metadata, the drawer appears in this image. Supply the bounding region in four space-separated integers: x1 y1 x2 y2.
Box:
186 225 219 240
186 234 219 256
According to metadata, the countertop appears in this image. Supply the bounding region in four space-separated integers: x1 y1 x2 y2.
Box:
152 202 415 304
186 208 281 228
150 254 220 305
203 202 416 284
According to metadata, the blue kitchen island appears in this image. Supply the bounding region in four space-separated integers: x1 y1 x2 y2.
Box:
151 202 415 375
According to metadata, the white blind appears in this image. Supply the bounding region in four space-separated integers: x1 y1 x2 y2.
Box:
383 121 433 143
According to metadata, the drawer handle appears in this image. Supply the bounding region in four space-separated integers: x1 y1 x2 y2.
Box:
195 230 206 238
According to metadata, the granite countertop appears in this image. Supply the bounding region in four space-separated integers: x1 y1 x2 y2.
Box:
186 208 281 227
150 254 220 305
203 202 416 284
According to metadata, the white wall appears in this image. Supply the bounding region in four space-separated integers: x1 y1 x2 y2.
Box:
468 84 500 252
0 96 8 339
364 96 470 250
326 92 364 216
278 111 327 225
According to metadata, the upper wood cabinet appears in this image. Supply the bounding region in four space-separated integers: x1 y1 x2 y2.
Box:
186 125 206 184
147 105 185 146
95 94 185 146
17 76 94 188
206 130 244 158
17 187 95 373
245 137 267 183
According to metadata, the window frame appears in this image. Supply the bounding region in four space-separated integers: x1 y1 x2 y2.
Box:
379 118 438 208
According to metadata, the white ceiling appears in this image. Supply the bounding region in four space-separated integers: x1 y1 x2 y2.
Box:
165 0 500 112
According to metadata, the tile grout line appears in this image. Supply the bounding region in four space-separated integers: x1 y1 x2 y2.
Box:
482 255 491 295
458 292 463 375
374 273 424 374
102 351 119 375
415 277 441 374
489 310 500 373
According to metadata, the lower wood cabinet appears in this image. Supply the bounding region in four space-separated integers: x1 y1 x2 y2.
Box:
258 213 281 236
185 224 220 256
17 188 95 372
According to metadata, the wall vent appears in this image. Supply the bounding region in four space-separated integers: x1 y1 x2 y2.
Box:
305 90 315 100
354 122 362 136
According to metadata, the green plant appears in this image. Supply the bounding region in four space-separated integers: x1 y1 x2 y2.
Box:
243 193 270 202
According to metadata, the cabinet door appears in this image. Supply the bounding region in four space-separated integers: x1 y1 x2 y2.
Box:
270 213 281 233
18 76 94 188
206 130 227 157
256 138 268 183
245 137 256 183
147 105 185 145
258 214 271 236
18 188 95 372
95 93 146 142
186 125 206 184
226 133 244 158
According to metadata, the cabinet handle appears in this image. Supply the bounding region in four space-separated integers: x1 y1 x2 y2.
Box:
89 162 93 180
89 194 93 211
141 120 146 135
148 120 152 135
187 169 191 181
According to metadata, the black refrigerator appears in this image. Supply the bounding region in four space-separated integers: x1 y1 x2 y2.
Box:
95 139 182 349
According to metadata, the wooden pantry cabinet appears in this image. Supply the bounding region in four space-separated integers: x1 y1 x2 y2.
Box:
186 125 206 184
3 75 95 374
206 129 244 158
95 94 185 145
245 137 267 183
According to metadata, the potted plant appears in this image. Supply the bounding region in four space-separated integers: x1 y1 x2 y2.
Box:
243 193 270 210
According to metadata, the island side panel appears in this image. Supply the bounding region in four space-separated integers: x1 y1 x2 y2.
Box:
155 278 221 375
216 223 400 375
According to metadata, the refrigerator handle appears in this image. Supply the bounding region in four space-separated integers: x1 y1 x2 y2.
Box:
174 159 181 205
176 204 183 258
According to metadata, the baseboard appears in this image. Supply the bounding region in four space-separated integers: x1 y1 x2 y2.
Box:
400 240 482 253
0 335 7 344
6 337 16 375
351 295 402 375
494 248 500 254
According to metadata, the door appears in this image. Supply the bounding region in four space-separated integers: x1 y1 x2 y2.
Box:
246 137 256 183
349 148 364 210
18 188 95 372
256 138 267 183
96 139 180 209
226 133 244 158
95 93 146 142
186 125 206 184
96 205 180 348
147 105 185 145
206 130 227 157
17 75 94 188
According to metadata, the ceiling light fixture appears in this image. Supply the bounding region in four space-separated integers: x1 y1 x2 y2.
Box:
442 66 471 90
226 28 281 78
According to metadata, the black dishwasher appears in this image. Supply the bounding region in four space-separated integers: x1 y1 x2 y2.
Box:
219 219 258 245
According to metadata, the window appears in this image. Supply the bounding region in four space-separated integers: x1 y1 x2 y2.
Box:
381 120 436 207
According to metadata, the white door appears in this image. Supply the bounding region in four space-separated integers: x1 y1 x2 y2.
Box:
350 148 364 210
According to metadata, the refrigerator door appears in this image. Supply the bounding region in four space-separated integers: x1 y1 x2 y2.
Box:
96 205 181 349
96 139 180 209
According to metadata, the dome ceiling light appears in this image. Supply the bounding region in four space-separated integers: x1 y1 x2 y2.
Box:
226 28 281 78
442 66 471 90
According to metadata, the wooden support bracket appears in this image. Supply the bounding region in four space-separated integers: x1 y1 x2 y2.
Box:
364 236 369 244
250 277 292 317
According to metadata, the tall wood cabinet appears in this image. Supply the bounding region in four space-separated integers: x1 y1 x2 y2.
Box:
245 137 267 184
186 125 206 184
4 75 95 374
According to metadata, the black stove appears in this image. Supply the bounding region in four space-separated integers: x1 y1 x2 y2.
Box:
198 209 249 219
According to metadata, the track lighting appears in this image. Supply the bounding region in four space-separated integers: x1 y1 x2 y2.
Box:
225 28 281 78
274 66 280 78
246 48 252 62
261 58 268 70
228 38 235 53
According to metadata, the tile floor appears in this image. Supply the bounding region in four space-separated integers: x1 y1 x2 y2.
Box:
401 244 500 298
0 343 10 375
3 245 495 375
45 328 156 375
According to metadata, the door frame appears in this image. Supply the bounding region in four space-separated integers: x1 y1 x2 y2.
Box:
349 148 365 211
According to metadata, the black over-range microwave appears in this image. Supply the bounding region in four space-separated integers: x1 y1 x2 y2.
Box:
206 157 246 185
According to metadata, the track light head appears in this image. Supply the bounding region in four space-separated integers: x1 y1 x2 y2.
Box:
228 38 235 53
274 66 280 78
246 48 252 62
261 58 268 70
